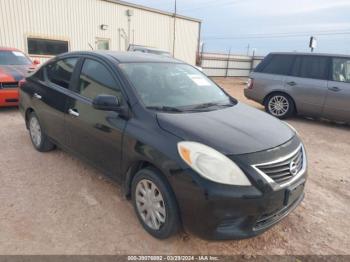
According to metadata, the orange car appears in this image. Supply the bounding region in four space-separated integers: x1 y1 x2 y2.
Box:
0 47 39 107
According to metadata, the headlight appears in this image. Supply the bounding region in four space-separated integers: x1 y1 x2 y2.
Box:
177 141 251 186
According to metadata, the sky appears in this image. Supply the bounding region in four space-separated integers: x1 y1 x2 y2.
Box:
127 0 350 56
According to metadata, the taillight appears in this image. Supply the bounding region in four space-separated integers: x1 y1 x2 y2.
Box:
247 78 254 89
19 79 26 88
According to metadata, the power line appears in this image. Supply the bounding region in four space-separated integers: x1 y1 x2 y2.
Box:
181 0 224 8
181 0 242 12
203 30 350 40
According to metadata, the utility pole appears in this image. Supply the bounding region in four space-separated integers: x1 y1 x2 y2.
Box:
126 9 134 49
246 44 250 56
250 48 256 72
172 0 177 56
200 42 205 67
226 47 231 78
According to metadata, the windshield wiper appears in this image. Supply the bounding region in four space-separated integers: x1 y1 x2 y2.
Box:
191 102 233 111
193 102 220 110
146 106 184 112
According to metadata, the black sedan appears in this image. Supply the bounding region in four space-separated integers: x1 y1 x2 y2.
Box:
19 51 307 240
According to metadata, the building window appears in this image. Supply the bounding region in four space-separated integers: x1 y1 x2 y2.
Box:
27 38 69 56
96 39 110 50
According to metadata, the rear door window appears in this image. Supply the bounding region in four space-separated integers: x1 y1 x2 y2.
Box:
47 58 78 88
257 54 295 75
292 56 329 80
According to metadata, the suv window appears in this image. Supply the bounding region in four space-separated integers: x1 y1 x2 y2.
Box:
332 57 350 83
292 56 328 80
257 54 295 75
77 59 122 100
47 58 78 88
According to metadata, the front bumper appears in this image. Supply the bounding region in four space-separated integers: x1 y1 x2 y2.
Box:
169 136 307 240
171 170 306 240
0 88 19 107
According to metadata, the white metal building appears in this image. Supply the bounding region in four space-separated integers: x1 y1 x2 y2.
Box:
0 0 201 65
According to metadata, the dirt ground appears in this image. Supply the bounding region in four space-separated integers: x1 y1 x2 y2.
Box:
0 78 349 255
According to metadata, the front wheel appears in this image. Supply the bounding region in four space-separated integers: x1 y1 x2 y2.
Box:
132 167 180 239
28 112 55 152
265 93 295 119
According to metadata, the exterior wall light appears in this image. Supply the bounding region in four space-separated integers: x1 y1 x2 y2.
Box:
100 24 109 30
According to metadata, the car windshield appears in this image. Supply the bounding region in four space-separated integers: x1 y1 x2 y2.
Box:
119 63 233 112
0 50 32 65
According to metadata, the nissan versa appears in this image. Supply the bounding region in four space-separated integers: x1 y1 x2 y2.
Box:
19 51 307 240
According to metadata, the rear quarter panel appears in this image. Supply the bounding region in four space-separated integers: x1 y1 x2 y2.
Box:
247 72 287 104
19 82 32 118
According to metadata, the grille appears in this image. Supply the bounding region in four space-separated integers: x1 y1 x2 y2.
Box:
0 82 19 89
255 146 304 185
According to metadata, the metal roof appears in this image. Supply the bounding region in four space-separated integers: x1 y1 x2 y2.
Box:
102 0 202 23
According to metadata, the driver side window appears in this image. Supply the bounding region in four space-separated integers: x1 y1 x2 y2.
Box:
77 59 122 100
332 58 350 83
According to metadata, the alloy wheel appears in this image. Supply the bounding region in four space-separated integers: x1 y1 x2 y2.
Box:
29 116 42 147
135 179 166 230
268 95 290 117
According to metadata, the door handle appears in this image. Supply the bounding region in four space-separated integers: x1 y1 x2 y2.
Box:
33 93 42 100
68 108 80 117
328 86 342 92
287 81 297 86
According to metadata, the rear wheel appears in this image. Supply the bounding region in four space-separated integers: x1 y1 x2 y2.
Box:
265 93 295 119
28 112 55 152
132 167 180 239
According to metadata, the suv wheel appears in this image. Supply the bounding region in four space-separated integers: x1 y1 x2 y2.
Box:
265 93 295 119
28 112 55 152
132 167 180 239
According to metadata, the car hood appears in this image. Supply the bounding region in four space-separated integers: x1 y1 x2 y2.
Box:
0 65 35 82
157 103 295 155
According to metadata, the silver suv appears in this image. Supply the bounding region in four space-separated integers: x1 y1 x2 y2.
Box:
244 52 350 123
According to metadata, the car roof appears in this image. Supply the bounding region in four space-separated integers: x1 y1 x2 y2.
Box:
59 51 182 63
132 46 170 53
130 44 168 50
269 52 350 58
0 47 21 52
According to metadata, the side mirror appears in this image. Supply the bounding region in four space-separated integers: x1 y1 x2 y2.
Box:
92 95 121 111
33 59 40 65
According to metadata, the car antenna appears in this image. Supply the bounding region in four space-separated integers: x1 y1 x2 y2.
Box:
88 43 94 50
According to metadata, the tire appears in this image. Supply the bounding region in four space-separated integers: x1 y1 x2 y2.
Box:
131 167 180 239
265 93 295 119
28 112 55 152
